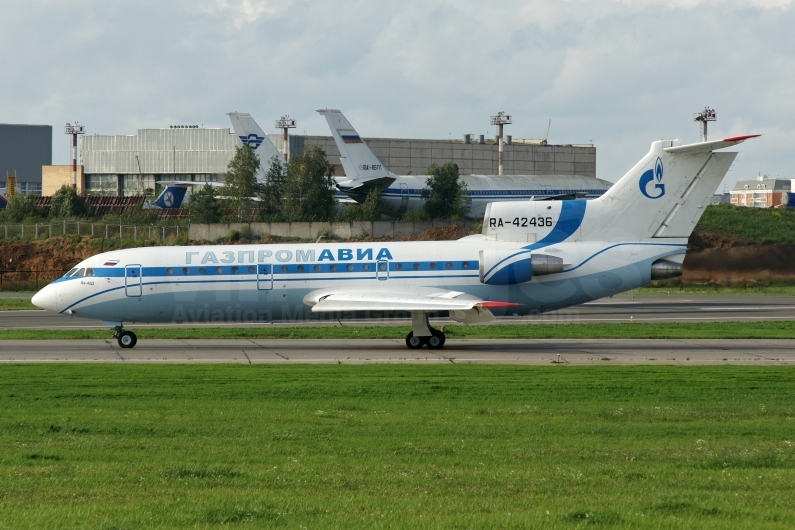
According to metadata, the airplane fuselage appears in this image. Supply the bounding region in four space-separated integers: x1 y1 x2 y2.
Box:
36 235 684 326
337 174 611 218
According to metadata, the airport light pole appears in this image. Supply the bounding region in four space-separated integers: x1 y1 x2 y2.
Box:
275 115 296 161
490 112 512 176
64 122 85 189
694 107 716 142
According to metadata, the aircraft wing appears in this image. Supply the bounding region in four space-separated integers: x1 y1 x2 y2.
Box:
158 180 224 187
304 287 518 324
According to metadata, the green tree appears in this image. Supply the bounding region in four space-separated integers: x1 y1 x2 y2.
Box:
421 162 471 220
259 156 287 220
222 145 261 221
338 188 383 222
189 184 222 224
2 193 43 222
49 185 90 219
283 146 336 222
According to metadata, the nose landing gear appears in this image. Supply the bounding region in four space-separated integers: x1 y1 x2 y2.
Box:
113 326 138 349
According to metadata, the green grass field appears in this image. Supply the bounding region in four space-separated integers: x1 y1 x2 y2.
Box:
0 298 36 311
2 320 795 341
0 365 793 528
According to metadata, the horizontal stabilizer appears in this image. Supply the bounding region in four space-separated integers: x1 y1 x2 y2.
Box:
663 134 761 155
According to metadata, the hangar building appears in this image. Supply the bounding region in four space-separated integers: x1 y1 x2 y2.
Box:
44 127 597 197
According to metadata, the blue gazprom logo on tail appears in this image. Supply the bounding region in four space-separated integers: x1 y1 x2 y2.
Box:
639 157 665 199
239 134 264 149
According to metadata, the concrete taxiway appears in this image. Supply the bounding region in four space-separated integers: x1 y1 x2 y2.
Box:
0 338 792 365
1 295 795 330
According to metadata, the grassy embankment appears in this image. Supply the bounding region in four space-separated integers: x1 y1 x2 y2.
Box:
0 365 793 528
695 203 795 244
1 320 795 340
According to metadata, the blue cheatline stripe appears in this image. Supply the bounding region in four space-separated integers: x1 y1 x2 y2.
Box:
58 273 481 313
483 200 588 279
56 261 481 282
560 242 687 273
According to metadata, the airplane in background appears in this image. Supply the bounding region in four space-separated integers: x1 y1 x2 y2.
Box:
317 109 614 218
31 133 759 349
227 112 359 206
142 185 189 210
0 189 7 209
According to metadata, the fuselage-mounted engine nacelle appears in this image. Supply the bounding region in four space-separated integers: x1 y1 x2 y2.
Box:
479 250 563 285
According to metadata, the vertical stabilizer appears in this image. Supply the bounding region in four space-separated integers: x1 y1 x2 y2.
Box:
227 113 284 180
152 186 188 209
582 135 758 241
317 109 395 181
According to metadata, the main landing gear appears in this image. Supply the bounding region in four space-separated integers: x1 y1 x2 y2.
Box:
405 312 446 349
113 326 138 349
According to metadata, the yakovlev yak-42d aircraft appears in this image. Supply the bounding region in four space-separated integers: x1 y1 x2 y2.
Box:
32 134 759 349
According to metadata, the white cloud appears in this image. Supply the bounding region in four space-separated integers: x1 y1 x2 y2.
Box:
0 0 792 187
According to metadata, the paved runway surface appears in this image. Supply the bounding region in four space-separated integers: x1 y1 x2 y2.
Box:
1 295 794 329
1 338 792 364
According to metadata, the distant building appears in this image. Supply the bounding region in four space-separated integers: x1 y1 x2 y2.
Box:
268 134 597 179
730 176 794 208
710 193 730 204
41 126 598 198
0 123 52 195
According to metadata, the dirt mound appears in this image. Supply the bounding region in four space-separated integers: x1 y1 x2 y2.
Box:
684 241 795 282
393 224 475 241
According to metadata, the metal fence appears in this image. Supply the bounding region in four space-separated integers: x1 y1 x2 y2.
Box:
1 222 186 241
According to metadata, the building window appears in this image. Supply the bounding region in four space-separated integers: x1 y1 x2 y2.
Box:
86 174 119 196
122 174 156 197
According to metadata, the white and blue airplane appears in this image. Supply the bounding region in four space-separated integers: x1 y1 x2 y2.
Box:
31 133 758 349
317 109 613 218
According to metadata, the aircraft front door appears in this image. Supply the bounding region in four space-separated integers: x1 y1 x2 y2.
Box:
125 265 142 297
257 264 273 290
399 183 409 214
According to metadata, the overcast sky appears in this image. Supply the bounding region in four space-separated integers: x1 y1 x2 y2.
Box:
1 0 792 189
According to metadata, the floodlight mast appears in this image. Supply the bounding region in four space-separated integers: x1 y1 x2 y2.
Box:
693 107 716 142
490 112 512 176
275 115 296 161
64 123 85 189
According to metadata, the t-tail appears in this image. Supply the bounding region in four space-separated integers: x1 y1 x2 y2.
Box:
581 135 760 242
316 109 396 184
227 112 284 180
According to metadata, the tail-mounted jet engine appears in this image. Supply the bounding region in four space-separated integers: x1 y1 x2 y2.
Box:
479 250 563 285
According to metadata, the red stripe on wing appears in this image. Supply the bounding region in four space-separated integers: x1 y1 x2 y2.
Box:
723 134 761 142
478 301 521 308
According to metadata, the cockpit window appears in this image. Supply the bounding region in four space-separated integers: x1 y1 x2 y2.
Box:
64 268 78 278
84 268 95 277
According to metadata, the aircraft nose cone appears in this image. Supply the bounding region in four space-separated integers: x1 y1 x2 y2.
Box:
31 285 57 312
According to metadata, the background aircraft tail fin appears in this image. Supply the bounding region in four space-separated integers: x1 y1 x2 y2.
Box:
583 135 758 241
317 109 395 181
152 185 188 209
227 113 284 177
